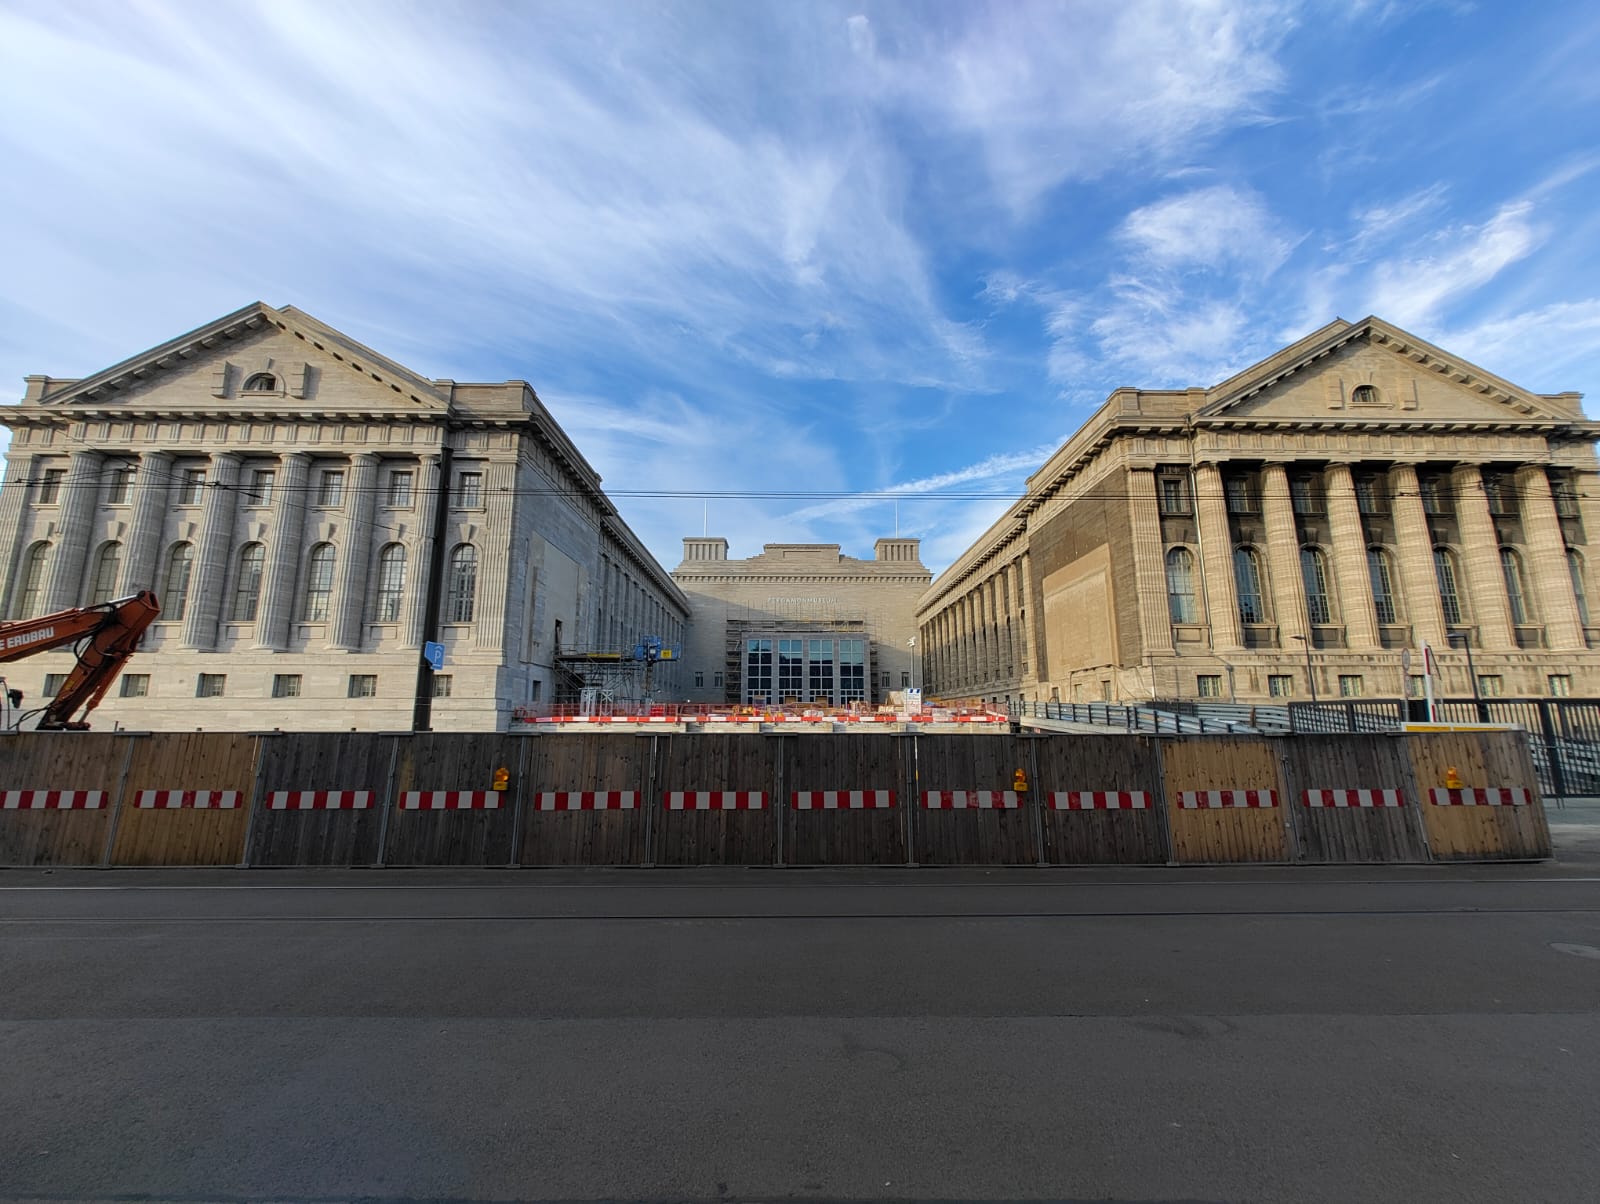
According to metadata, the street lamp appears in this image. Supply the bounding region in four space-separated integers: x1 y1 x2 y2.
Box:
1291 633 1317 702
1447 631 1486 721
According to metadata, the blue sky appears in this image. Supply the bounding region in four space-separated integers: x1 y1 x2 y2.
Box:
3 0 1598 574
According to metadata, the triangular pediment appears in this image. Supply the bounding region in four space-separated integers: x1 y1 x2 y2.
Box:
1196 316 1579 426
26 302 450 414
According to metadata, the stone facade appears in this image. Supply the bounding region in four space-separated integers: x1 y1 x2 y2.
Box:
918 316 1600 705
671 538 931 705
0 303 688 731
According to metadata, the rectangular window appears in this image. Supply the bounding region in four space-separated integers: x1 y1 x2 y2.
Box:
178 469 206 505
838 639 866 703
196 673 226 698
1477 674 1504 698
247 469 275 507
1420 475 1450 516
694 671 704 688
1483 474 1514 517
1196 674 1223 698
317 470 345 507
38 468 66 504
1549 674 1572 698
455 470 483 509
271 674 301 699
432 675 453 698
1290 475 1323 516
745 638 773 704
1553 478 1581 519
119 673 150 698
1267 674 1293 698
901 671 911 688
529 680 542 702
713 671 724 687
105 465 135 504
43 672 67 698
1158 475 1191 515
386 470 414 507
1355 474 1388 516
1408 675 1425 699
1224 477 1256 515
1338 674 1364 698
778 639 804 700
347 674 378 698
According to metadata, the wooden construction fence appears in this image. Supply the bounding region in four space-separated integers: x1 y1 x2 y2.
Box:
0 729 1552 867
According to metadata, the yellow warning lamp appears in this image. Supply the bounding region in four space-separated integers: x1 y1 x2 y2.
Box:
491 766 510 792
1444 766 1463 789
1012 767 1029 793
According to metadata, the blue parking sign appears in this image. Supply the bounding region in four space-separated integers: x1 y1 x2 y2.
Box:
423 641 446 671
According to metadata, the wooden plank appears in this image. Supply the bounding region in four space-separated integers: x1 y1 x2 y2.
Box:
913 734 1035 865
520 734 648 866
248 732 391 866
111 733 257 866
1408 731 1551 860
1278 735 1429 864
783 734 906 865
0 732 125 866
654 734 778 865
385 734 518 866
1159 737 1289 864
1033 735 1166 865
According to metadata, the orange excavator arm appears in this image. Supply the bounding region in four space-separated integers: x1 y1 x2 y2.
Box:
0 591 161 730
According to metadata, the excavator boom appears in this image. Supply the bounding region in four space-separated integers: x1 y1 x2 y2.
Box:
0 591 161 730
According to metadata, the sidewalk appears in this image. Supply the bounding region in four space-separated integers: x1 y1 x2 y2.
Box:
1546 797 1600 858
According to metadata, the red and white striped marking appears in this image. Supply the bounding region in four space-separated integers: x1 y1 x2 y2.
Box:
791 790 896 810
135 790 241 809
268 791 373 811
534 791 638 810
664 791 767 810
920 791 1021 809
1429 787 1531 807
1049 791 1150 810
1303 788 1404 809
400 791 501 810
1 790 106 810
1178 789 1277 809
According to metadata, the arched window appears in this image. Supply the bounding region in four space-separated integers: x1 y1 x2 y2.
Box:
1568 548 1590 626
243 372 277 392
14 541 51 618
1165 547 1197 624
301 543 336 621
1351 384 1380 406
162 542 195 622
1501 547 1532 625
1233 546 1267 624
89 541 123 606
1434 547 1464 626
374 543 406 623
1301 546 1333 625
231 543 266 623
446 543 477 623
1367 546 1400 624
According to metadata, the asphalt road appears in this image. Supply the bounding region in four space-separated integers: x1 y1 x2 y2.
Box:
2 864 1598 1203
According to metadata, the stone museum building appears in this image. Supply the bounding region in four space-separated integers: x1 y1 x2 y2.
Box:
671 537 931 706
917 316 1600 706
0 302 688 731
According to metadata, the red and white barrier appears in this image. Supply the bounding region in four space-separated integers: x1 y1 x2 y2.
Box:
1 790 106 810
1429 787 1531 807
920 791 1021 809
664 791 766 810
791 790 896 810
400 791 502 810
135 790 241 809
1178 789 1277 809
534 791 637 810
268 791 373 810
1049 791 1150 810
1303 789 1403 808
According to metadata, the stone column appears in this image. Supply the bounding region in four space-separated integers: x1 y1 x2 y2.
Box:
1019 553 1034 679
1128 468 1176 656
1193 461 1240 651
0 453 36 617
1260 463 1310 646
1323 462 1380 650
254 452 311 650
1451 463 1515 651
118 452 174 596
330 453 381 651
43 450 103 612
402 454 443 649
1390 463 1448 648
1516 464 1586 650
181 452 242 649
